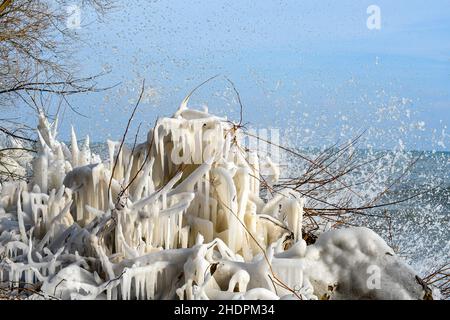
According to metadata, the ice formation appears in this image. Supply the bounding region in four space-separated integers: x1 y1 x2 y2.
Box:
0 101 438 300
0 132 33 180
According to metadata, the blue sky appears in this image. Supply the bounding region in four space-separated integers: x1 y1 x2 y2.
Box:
11 0 450 150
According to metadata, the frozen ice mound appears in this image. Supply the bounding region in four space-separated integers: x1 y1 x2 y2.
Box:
0 102 437 300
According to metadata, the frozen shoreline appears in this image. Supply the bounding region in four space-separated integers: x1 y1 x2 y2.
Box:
0 102 443 300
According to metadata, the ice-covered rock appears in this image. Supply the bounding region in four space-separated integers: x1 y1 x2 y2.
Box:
301 227 428 300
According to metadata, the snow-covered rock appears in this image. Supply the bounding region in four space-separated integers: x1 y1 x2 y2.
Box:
302 227 428 299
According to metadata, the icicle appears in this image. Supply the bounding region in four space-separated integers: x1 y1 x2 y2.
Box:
71 126 80 168
17 189 28 244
